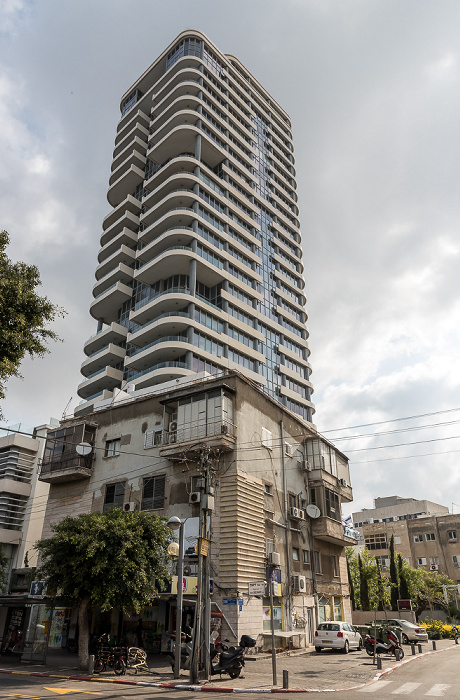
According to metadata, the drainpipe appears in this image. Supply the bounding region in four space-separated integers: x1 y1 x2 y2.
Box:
279 420 292 631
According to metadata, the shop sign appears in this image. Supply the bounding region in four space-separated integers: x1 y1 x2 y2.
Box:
398 599 412 610
171 575 198 595
29 580 47 598
248 581 266 596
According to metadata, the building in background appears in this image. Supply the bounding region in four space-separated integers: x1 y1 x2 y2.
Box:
40 370 356 650
77 29 314 424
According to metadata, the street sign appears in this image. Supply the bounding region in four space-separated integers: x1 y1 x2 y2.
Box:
248 580 266 596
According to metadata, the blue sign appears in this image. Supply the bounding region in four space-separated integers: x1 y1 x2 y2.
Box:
223 598 237 605
238 598 243 605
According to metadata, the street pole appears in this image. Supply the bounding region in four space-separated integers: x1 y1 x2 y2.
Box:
269 573 277 686
175 522 185 679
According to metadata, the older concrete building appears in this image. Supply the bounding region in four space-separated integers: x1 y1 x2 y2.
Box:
78 29 314 424
40 371 356 649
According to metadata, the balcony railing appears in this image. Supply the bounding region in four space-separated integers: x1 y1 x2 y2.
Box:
39 453 94 482
161 417 236 446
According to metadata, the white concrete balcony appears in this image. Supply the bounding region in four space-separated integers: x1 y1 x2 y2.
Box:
148 123 224 169
124 338 190 372
138 208 195 246
92 262 134 298
312 516 358 547
128 311 190 347
107 163 145 208
102 194 141 234
111 139 148 176
84 322 128 356
129 289 192 326
144 154 197 192
95 245 136 281
136 227 195 265
113 121 149 159
140 189 196 228
115 108 150 148
129 362 193 391
100 212 139 250
90 281 132 323
81 343 126 377
77 366 123 400
98 228 138 264
142 171 197 210
159 417 236 459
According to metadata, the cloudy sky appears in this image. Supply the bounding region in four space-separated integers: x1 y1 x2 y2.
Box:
1 0 460 516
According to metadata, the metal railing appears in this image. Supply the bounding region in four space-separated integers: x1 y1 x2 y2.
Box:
161 417 236 446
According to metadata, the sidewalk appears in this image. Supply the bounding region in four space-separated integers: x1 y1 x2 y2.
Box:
0 640 457 693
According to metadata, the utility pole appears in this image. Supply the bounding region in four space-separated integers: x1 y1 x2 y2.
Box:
190 444 214 683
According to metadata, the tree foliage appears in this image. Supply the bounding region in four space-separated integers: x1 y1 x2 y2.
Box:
0 230 65 419
0 545 9 592
389 535 399 610
35 509 174 669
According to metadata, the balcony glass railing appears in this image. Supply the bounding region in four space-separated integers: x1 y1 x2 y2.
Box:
138 246 192 269
129 311 190 335
128 336 189 358
125 360 188 382
133 286 191 311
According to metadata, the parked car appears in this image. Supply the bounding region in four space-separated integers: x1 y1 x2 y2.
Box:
315 622 363 653
385 619 428 644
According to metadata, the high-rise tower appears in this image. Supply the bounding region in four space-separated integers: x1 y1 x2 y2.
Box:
78 31 314 423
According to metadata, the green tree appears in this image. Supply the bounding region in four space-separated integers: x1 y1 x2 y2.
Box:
358 554 370 610
0 545 9 592
389 535 399 610
346 551 356 610
0 230 65 419
402 565 453 619
35 509 174 670
397 554 410 600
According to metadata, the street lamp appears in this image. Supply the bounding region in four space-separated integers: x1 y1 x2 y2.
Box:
166 516 185 679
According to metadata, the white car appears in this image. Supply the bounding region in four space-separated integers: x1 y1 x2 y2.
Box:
315 622 363 653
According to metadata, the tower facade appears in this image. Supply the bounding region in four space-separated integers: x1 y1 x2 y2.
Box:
78 31 314 423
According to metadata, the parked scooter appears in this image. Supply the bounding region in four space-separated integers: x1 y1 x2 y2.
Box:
365 628 404 659
168 631 193 671
210 634 256 679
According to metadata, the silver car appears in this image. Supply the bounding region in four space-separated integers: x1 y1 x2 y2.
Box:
315 622 363 653
386 619 428 644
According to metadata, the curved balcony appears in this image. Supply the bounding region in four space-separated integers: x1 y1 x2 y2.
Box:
125 338 190 371
152 65 202 112
98 227 138 264
113 122 149 160
115 108 150 148
107 162 145 208
81 343 126 377
92 262 134 298
111 141 147 179
77 366 123 400
151 93 201 134
84 322 128 356
140 190 196 228
148 123 224 170
90 281 132 323
135 247 193 286
130 289 191 326
96 244 136 280
144 154 197 192
102 194 141 234
136 227 195 264
127 361 193 391
128 311 190 347
138 208 195 246
142 171 197 210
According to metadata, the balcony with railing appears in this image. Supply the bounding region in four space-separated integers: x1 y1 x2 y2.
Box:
159 417 236 459
39 452 94 484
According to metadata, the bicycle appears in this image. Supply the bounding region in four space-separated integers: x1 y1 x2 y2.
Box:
93 645 126 675
125 646 159 675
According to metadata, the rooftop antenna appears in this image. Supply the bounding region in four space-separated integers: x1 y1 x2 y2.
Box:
62 397 73 420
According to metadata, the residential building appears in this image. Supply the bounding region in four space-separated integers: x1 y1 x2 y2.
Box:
39 370 356 649
77 29 314 424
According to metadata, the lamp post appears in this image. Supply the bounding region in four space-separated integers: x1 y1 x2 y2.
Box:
167 516 185 679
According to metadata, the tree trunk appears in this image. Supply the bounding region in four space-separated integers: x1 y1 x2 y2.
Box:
78 597 91 672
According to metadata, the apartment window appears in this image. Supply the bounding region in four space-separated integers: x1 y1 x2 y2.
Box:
313 551 322 574
292 548 299 561
104 438 120 457
425 533 436 541
453 555 460 568
144 429 162 448
375 556 390 569
364 534 387 550
264 483 273 495
325 489 340 521
331 555 339 577
413 534 423 543
302 550 310 565
448 531 457 541
141 475 166 511
103 482 125 512
417 557 427 566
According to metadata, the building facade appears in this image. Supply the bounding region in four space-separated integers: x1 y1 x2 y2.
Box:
78 30 314 424
40 371 356 649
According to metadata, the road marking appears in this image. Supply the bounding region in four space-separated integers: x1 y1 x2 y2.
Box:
358 681 393 692
392 683 422 694
425 685 451 697
3 696 41 699
43 690 102 696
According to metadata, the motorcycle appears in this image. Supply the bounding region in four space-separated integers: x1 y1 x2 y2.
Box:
365 628 404 659
210 634 256 679
168 631 194 671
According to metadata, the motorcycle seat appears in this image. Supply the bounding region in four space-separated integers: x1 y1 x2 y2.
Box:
220 647 242 662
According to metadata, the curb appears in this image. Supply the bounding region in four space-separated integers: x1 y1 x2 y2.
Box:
0 644 457 694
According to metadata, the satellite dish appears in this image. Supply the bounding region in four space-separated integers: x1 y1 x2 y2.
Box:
76 442 92 456
306 504 321 519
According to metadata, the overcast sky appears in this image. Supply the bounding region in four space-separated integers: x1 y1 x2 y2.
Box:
1 0 460 516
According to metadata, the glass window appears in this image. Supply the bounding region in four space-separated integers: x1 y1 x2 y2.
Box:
292 548 299 561
425 533 435 541
302 550 310 565
103 482 125 512
331 555 339 577
314 551 322 574
142 475 166 511
448 531 457 540
413 534 423 543
105 438 120 457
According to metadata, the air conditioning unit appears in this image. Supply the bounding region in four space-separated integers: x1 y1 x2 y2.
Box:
430 564 439 571
293 575 307 593
124 502 137 512
285 443 295 458
269 551 281 566
221 424 229 434
299 509 306 520
339 478 347 487
189 492 201 505
169 421 178 432
290 507 300 519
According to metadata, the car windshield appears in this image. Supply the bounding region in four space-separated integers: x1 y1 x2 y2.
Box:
317 623 340 631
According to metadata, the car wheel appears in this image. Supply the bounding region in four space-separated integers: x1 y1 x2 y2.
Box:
358 638 363 651
402 634 409 644
342 640 349 654
315 647 322 653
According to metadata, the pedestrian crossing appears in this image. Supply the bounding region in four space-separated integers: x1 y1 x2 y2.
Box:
358 681 451 695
